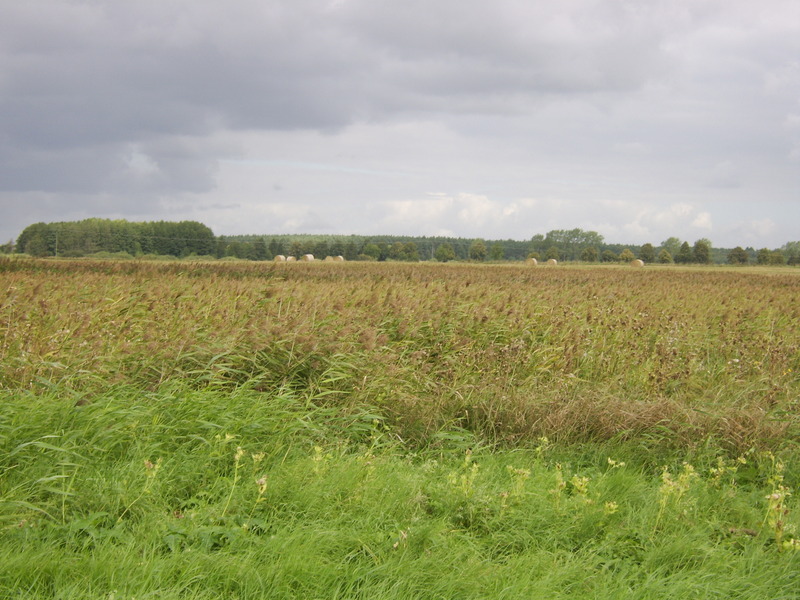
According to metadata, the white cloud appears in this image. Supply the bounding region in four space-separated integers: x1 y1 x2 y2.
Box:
456 194 496 224
691 211 712 230
125 146 160 178
621 219 652 240
750 218 777 237
671 204 694 219
637 203 696 231
727 218 778 247
384 196 453 222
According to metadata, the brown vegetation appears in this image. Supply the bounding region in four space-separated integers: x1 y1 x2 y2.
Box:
1 258 798 451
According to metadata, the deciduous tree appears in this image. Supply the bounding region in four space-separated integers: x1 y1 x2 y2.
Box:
693 239 711 264
469 240 487 261
727 247 748 265
660 237 682 259
435 243 456 262
601 250 618 262
658 249 673 264
639 243 655 263
489 243 504 261
580 246 599 262
676 242 693 264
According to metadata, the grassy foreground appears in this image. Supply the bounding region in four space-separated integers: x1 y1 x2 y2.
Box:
1 258 800 598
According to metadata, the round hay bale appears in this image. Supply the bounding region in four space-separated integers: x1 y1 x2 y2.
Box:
324 256 335 262
286 256 297 262
334 256 345 262
547 258 558 266
630 259 644 268
526 258 538 266
301 254 314 262
273 255 286 262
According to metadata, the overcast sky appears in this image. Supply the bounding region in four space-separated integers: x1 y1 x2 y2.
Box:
1 0 799 249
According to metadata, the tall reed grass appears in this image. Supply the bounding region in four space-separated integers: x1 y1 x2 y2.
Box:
1 259 797 451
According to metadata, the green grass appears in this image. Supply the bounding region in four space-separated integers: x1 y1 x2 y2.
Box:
2 380 800 599
2 260 800 598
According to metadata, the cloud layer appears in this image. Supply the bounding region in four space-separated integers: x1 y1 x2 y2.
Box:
1 0 798 247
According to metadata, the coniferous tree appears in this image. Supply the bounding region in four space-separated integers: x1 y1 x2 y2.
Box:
344 241 359 261
252 237 269 260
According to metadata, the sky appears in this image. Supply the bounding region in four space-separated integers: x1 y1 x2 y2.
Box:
1 0 799 249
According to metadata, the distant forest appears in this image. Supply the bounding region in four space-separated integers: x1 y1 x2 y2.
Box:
6 218 800 265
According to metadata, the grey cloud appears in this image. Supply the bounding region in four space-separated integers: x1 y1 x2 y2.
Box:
332 0 674 120
0 136 220 194
1 0 798 248
1 0 673 154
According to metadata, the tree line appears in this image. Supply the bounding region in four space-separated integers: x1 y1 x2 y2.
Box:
5 220 799 265
12 219 216 258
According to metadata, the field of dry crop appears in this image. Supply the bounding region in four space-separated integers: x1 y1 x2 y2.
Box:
2 258 798 450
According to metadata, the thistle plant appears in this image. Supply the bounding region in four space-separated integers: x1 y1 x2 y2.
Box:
312 445 331 475
765 487 792 549
653 462 699 532
116 457 161 523
570 474 591 504
501 465 530 511
607 457 625 469
534 436 551 459
448 449 480 498
549 463 566 510
222 446 245 518
506 465 531 499
708 456 739 488
245 452 268 523
762 453 795 550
